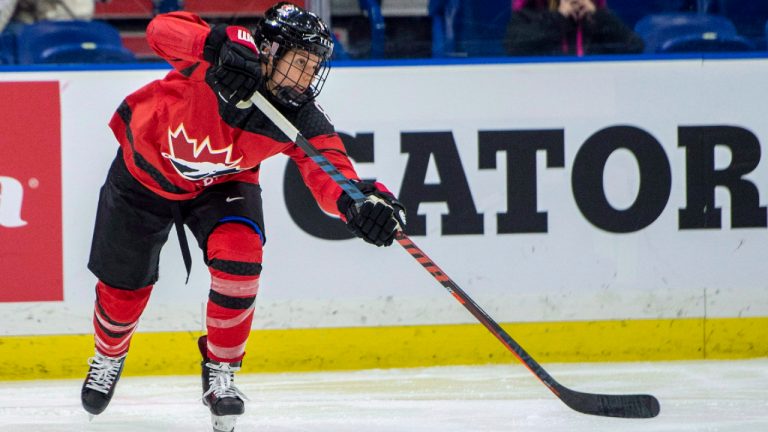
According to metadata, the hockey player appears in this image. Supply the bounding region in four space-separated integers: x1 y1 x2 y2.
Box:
80 2 405 430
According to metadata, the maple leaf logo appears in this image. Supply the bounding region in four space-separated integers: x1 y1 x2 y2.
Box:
161 124 244 181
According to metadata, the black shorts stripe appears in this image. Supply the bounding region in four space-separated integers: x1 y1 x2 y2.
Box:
209 291 256 310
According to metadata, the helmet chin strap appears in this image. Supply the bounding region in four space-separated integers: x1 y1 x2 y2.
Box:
271 85 307 109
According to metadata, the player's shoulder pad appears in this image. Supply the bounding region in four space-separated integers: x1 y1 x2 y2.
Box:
294 101 335 139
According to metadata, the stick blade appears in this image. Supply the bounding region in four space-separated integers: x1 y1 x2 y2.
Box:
558 386 660 418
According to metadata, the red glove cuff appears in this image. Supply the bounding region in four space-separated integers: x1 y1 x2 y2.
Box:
225 26 258 54
372 181 395 198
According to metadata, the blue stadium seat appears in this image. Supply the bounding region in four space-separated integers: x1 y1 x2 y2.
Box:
658 33 755 53
0 30 16 64
709 0 768 48
635 13 755 53
429 0 455 57
358 0 385 58
607 0 698 30
429 0 510 57
153 0 182 14
330 32 350 60
14 20 136 64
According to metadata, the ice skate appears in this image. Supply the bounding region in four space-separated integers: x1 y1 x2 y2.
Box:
80 352 126 416
199 336 248 432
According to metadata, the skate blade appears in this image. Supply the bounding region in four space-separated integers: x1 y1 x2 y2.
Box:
211 414 238 432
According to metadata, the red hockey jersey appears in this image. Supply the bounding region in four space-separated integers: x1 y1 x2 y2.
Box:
108 11 359 216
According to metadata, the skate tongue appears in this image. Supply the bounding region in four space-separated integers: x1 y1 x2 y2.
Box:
85 354 124 394
210 361 241 371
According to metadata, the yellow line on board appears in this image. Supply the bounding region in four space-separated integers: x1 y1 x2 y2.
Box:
0 317 766 381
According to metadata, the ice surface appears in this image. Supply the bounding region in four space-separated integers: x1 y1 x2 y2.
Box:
1 359 766 432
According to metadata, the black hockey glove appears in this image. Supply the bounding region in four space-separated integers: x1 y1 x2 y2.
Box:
204 25 263 104
337 181 407 247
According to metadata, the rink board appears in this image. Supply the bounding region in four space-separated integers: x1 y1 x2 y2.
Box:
0 316 766 380
1 58 767 379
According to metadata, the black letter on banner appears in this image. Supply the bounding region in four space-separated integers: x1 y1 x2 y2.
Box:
400 132 483 235
572 126 671 233
479 130 564 233
284 132 373 239
678 126 766 229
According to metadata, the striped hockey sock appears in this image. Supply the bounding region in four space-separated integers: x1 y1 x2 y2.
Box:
204 222 263 363
92 280 152 357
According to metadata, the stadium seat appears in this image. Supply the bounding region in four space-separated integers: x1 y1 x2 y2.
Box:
635 13 755 54
429 0 510 57
429 0 453 57
607 0 698 30
658 33 755 53
153 0 182 14
14 20 136 64
358 0 385 58
0 30 16 64
709 1 768 49
330 32 350 60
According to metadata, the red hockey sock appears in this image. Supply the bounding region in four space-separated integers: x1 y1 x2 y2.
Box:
204 223 263 363
92 280 152 357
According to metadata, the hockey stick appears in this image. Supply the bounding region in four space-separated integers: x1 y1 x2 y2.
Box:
250 91 660 419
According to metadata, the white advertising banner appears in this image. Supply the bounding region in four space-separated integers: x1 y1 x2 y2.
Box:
1 58 766 335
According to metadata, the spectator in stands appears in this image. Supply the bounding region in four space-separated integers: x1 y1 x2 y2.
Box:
0 0 94 32
505 0 643 56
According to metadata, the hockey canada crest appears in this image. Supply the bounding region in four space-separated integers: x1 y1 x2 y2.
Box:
161 124 244 181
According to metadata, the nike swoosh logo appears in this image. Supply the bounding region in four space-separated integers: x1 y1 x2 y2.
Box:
226 197 245 203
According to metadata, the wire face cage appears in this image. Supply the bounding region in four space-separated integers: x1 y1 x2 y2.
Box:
265 46 331 108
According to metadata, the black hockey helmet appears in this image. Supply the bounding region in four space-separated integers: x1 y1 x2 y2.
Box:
257 2 334 108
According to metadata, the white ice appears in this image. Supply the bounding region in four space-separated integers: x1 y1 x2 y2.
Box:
1 359 767 432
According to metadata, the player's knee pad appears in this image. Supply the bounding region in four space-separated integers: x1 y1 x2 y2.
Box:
206 222 263 298
94 280 152 356
207 222 264 272
95 280 152 323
